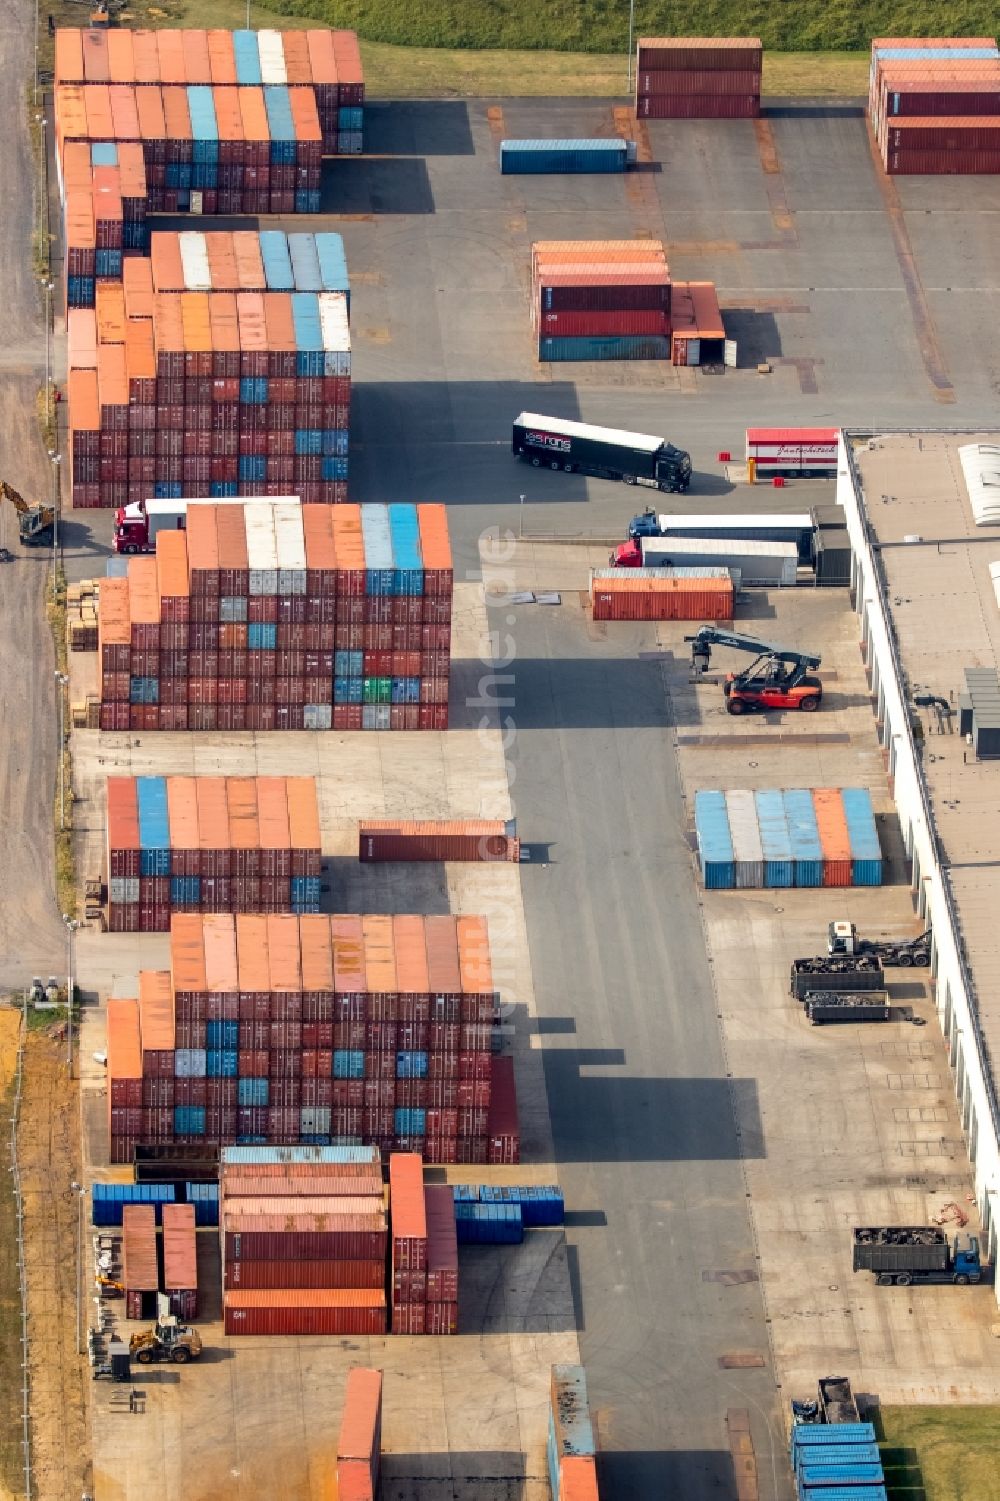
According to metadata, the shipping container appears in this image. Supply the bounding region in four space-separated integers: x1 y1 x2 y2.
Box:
358 820 519 863
640 535 798 585
782 789 823 888
840 788 883 887
754 789 794 888
590 570 733 622
122 1203 158 1290
724 790 764 889
223 1287 387 1335
500 139 631 174
338 1366 382 1498
813 789 853 888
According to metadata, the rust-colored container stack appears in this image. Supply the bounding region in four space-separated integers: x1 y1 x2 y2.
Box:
358 819 520 863
423 1183 459 1334
869 37 1000 172
105 911 513 1163
62 139 148 309
122 1202 159 1318
97 502 452 731
161 1202 199 1320
589 568 734 621
106 775 322 932
220 1143 388 1334
389 1156 460 1334
54 26 365 171
635 38 762 119
68 270 350 509
337 1368 383 1501
531 241 671 362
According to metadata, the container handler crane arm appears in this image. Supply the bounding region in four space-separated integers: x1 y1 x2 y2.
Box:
684 627 823 714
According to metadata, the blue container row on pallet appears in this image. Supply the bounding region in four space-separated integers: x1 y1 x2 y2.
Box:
92 1180 220 1226
452 1183 565 1226
500 138 637 174
791 1417 887 1499
694 787 883 890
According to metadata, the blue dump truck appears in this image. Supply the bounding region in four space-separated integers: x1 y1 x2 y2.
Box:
853 1226 983 1286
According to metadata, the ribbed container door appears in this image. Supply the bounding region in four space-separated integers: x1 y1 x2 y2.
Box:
725 789 764 888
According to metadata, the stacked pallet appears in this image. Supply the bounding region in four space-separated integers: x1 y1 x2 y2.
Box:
220 1144 388 1334
69 286 350 509
67 577 100 650
389 1155 459 1334
549 1366 600 1501
694 787 883 891
337 1369 383 1501
869 37 1000 172
104 911 510 1163
63 141 148 308
161 1202 198 1319
531 241 670 362
150 230 350 307
54 26 365 159
97 502 452 731
635 38 762 119
106 775 322 932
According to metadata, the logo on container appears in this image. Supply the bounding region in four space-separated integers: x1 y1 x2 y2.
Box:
526 430 571 453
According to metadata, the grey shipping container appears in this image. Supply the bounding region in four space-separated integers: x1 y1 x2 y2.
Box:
813 527 852 587
640 535 798 585
724 789 764 888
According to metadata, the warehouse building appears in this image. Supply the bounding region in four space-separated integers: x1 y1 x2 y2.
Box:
838 427 1000 1288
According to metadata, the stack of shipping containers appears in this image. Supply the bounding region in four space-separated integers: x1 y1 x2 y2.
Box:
96 502 453 731
549 1366 600 1501
220 1144 388 1334
54 26 365 168
106 775 322 931
634 37 762 119
69 270 351 509
694 787 883 891
388 1155 460 1335
336 1369 383 1501
104 912 515 1163
790 1413 886 1500
869 37 1000 172
63 140 148 309
531 241 671 362
161 1201 199 1319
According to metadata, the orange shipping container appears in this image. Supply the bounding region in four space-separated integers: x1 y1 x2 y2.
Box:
181 291 212 353
232 230 265 290
236 290 267 355
305 30 338 87
68 308 98 371
812 789 853 888
157 30 187 86
238 86 270 148
185 503 220 582
213 85 244 147
171 910 208 995
299 912 334 994
207 31 237 86
203 912 239 993
281 31 313 86
560 1457 600 1501
138 968 175 1052
196 776 231 857
162 1203 198 1291
97 574 130 649
109 82 140 139
389 1152 426 1252
125 320 156 385
167 777 200 866
161 84 192 141
266 913 302 994
131 29 161 84
257 778 291 856
209 291 241 360
122 1204 158 1291
55 28 84 86
286 777 321 857
107 29 135 84
182 29 212 85
302 504 337 582
456 915 494 995
205 231 238 292
96 281 127 345
590 572 733 622
236 913 271 994
338 1367 383 1500
55 84 89 144
363 914 396 998
62 140 92 191
126 556 159 630
225 777 260 856
151 231 184 293
107 776 140 855
118 140 147 197
156 529 190 604
332 913 365 997
106 996 142 1124
136 84 166 147
83 84 114 140
289 85 323 144
123 256 155 321
392 914 429 997
82 27 110 83
424 915 461 995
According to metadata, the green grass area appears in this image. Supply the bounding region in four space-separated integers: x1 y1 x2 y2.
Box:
879 1405 1000 1501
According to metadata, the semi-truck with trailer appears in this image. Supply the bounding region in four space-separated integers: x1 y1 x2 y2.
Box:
852 1226 983 1285
511 413 691 492
625 508 814 556
616 535 799 586
113 494 301 554
827 921 930 967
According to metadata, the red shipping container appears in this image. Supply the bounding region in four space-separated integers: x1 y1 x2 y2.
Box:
223 1289 387 1336
487 1055 520 1165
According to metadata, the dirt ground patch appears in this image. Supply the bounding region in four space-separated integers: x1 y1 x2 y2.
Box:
18 1033 89 1501
0 1009 24 1498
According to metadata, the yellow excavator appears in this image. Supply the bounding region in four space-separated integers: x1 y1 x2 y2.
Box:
0 481 54 547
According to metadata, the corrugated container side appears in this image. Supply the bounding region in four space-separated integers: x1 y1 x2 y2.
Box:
782 788 823 888
813 788 853 888
840 787 883 887
122 1203 159 1290
724 789 764 889
694 790 734 889
754 789 794 888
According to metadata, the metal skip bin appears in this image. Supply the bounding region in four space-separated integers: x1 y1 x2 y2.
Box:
725 789 764 889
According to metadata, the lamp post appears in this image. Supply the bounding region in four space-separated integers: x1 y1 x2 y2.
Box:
54 671 68 829
50 451 62 552
63 915 79 1075
519 493 525 540
627 0 635 92
70 1182 87 1354
44 279 54 404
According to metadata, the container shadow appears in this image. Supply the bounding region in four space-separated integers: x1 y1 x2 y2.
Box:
380 1452 527 1496
450 657 675 731
321 156 435 215
59 517 112 558
541 1049 764 1162
765 100 867 118
460 1231 578 1334
362 100 476 157
323 856 452 916
150 214 260 233
720 308 782 366
599 1450 742 1498
195 1228 222 1323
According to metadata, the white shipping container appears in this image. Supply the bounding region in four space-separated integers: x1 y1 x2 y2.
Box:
300 1107 332 1134
174 1049 208 1078
244 502 278 596
109 877 140 905
640 535 798 586
318 292 351 376
178 231 211 291
725 789 764 889
257 29 287 83
273 502 307 596
304 704 333 730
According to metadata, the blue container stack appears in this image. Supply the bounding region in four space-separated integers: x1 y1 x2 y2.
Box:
694 789 883 891
454 1202 524 1244
790 1418 886 1501
695 789 736 888
500 138 634 174
91 1181 176 1226
185 1181 220 1226
455 1184 565 1226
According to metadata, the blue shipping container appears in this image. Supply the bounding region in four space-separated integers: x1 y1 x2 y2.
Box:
874 45 998 61
500 138 628 174
388 503 423 594
798 1491 886 1501
248 621 277 650
478 1184 565 1226
288 232 323 291
321 429 350 456
539 334 671 362
394 1107 426 1135
174 1105 206 1135
233 29 262 84
396 1050 429 1079
333 1050 365 1079
259 229 294 290
206 1049 239 1077
220 1143 379 1165
840 787 883 886
238 1077 270 1106
315 233 350 304
796 1465 885 1488
264 86 296 162
360 503 394 595
171 875 201 904
206 1020 239 1049
187 85 219 153
794 1445 881 1471
91 142 118 166
291 292 324 376
792 1423 877 1448
783 788 824 887
754 789 795 888
321 457 349 482
334 677 363 704
695 790 735 889
454 1202 524 1244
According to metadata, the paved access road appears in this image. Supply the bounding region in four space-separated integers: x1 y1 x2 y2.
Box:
502 601 786 1499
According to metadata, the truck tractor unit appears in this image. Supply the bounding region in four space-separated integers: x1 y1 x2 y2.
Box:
113 494 301 554
685 627 823 715
512 413 691 493
827 921 930 968
853 1226 983 1286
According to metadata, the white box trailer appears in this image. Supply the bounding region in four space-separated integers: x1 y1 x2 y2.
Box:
640 535 799 586
653 511 814 561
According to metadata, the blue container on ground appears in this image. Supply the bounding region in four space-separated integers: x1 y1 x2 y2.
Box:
238 1077 269 1107
233 29 262 84
92 1182 175 1226
539 334 670 362
248 621 276 650
388 503 423 594
454 1202 524 1244
333 1050 365 1079
174 1105 206 1135
874 45 998 62
500 138 628 174
91 142 118 166
796 1465 885 1488
137 776 170 874
782 788 824 887
754 788 794 888
315 233 350 308
792 1423 876 1449
185 1182 220 1226
291 292 324 375
260 229 294 291
478 1184 565 1226
288 233 323 291
695 790 735 889
360 504 394 595
840 787 883 886
793 1445 881 1471
798 1491 886 1501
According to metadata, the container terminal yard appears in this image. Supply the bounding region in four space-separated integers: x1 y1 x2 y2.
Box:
4 16 1000 1501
